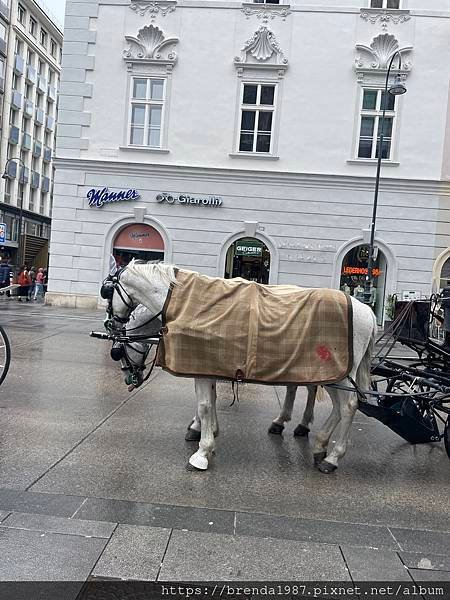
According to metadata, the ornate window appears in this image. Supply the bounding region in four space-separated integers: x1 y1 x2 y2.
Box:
357 89 397 160
370 0 400 8
129 77 165 148
238 83 276 153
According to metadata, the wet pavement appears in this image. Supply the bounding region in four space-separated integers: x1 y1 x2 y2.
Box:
0 300 448 595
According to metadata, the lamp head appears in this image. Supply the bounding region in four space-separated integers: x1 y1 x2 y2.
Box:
389 74 407 96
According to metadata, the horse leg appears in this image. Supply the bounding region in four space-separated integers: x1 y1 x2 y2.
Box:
268 385 297 434
185 380 219 442
312 392 341 467
315 386 358 474
294 385 316 437
188 379 216 471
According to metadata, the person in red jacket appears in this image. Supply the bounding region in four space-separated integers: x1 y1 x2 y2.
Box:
17 266 31 302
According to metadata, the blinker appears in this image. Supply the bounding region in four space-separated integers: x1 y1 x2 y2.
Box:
101 281 114 300
111 343 125 361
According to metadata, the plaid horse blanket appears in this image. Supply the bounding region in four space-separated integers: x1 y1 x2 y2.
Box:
157 270 353 385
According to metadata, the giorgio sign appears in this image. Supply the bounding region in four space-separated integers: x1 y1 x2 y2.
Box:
87 188 140 208
156 193 223 207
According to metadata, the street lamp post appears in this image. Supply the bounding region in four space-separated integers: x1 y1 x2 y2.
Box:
2 157 26 270
363 52 407 306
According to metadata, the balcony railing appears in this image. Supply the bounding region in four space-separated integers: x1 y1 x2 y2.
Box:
35 107 45 125
41 176 50 193
26 65 37 85
33 140 42 158
43 146 52 163
24 98 34 118
11 90 22 109
31 171 40 189
9 125 20 144
21 132 32 150
45 115 54 131
14 54 25 76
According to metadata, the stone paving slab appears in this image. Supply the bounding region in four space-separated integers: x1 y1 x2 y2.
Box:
158 530 350 581
74 497 235 535
409 569 450 582
390 527 450 555
0 489 85 518
235 511 398 549
399 551 450 572
0 511 9 523
1 512 116 538
340 546 411 581
92 524 170 580
0 527 107 580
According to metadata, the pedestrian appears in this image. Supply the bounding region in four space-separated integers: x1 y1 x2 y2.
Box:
43 269 48 294
33 268 45 301
0 257 10 295
17 266 31 302
28 266 36 300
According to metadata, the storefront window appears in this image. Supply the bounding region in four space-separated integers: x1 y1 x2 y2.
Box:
439 257 450 291
340 244 387 325
224 237 270 284
113 223 164 266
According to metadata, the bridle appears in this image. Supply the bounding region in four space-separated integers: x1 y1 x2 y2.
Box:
100 267 163 388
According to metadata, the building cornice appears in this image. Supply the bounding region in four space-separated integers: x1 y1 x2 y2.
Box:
54 157 450 196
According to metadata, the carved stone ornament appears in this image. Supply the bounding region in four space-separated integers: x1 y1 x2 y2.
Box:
360 9 411 30
129 1 177 22
123 24 179 63
355 33 413 71
241 5 291 24
235 26 288 64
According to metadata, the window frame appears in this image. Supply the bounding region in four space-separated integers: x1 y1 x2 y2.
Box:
127 77 166 149
29 16 37 37
50 39 57 58
369 0 401 8
354 87 399 162
40 28 47 48
17 4 26 25
236 81 278 155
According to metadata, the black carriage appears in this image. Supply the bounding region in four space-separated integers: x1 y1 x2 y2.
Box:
358 292 450 459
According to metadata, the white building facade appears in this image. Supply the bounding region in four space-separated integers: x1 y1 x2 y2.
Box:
48 0 450 323
0 0 62 269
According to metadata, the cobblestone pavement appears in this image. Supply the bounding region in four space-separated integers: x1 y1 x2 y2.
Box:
0 301 448 598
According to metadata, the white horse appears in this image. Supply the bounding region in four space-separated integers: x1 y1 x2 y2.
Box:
113 303 318 441
103 261 377 473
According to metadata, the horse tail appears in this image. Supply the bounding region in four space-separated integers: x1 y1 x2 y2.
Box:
355 309 377 393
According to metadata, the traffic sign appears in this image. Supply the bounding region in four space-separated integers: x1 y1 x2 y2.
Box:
0 223 6 244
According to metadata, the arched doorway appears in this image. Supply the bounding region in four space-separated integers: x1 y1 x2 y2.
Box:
113 223 164 267
340 244 388 325
224 237 270 284
439 256 450 291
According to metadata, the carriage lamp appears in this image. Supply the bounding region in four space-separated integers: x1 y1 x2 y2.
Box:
363 52 408 307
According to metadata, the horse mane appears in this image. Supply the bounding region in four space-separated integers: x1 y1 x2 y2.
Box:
126 259 180 288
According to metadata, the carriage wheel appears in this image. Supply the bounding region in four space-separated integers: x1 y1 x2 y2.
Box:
0 325 11 386
444 418 450 460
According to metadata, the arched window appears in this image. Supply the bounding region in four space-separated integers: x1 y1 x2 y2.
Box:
224 237 271 284
113 223 164 267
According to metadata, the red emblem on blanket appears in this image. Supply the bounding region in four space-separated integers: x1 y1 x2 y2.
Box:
317 345 332 361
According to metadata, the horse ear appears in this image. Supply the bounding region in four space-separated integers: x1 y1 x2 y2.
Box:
109 254 117 276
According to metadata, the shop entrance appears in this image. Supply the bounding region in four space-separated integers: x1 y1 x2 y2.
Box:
224 237 270 284
113 223 164 267
340 244 387 325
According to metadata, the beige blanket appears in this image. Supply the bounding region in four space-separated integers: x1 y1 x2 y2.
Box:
157 270 353 385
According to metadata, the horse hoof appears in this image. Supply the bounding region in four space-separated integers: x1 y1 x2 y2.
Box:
317 460 337 474
268 422 284 435
313 451 327 466
188 454 209 471
185 428 201 442
294 424 310 437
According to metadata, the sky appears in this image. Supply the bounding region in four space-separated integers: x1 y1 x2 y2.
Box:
40 0 66 27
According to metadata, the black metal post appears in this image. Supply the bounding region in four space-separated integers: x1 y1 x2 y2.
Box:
363 52 403 306
2 157 26 270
